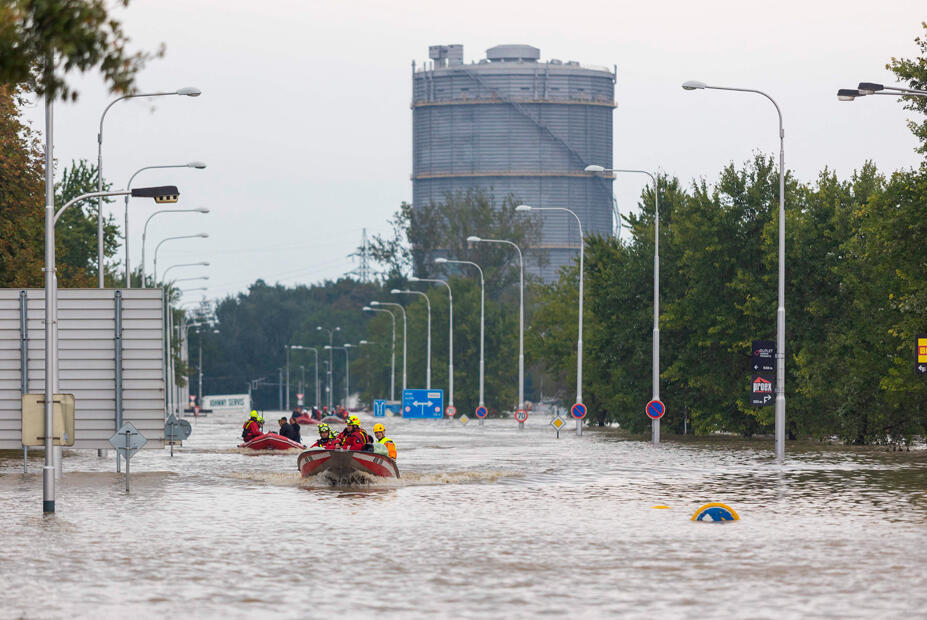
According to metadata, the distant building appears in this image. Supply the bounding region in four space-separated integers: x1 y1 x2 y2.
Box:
412 44 615 281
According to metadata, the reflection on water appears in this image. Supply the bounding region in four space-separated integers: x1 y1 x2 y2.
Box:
1 412 925 618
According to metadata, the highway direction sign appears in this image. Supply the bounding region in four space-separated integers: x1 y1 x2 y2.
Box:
401 389 444 419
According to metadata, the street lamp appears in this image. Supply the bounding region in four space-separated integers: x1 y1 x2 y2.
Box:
837 82 927 101
516 204 585 435
153 233 209 285
290 346 320 408
43 184 179 513
97 87 201 287
363 306 396 401
161 261 210 282
467 235 526 428
409 276 454 415
371 302 407 391
683 78 786 461
437 257 485 423
316 326 341 410
142 209 210 286
392 288 430 389
124 162 206 287
325 345 349 407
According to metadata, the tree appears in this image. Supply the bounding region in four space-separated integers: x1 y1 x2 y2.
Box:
888 22 927 155
0 0 161 101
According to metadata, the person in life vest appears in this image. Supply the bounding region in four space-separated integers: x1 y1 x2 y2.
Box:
337 415 371 451
372 423 397 459
311 423 339 449
242 410 262 442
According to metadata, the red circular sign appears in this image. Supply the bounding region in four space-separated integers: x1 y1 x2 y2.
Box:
514 409 528 423
446 406 456 417
645 399 666 420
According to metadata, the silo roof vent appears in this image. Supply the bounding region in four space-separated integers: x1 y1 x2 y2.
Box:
486 44 540 62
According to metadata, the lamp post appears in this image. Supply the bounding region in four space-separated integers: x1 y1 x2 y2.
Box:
587 166 661 442
43 184 179 513
344 344 356 406
316 326 340 410
359 340 379 403
97 87 201 287
837 82 927 101
299 365 305 405
371 302 407 391
325 345 349 406
392 288 430 389
516 204 585 435
437 258 485 424
467 235 525 428
682 79 786 461
152 233 209 286
363 306 396 400
284 345 291 411
124 162 206 286
290 346 319 408
409 277 454 415
141 209 209 287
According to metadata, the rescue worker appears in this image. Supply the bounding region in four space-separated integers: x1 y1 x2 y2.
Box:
337 415 371 451
373 423 397 459
311 423 339 449
242 410 262 442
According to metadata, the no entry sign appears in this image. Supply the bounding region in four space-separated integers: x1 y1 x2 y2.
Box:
645 399 665 420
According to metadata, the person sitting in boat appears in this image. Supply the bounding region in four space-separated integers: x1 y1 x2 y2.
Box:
289 415 301 444
338 415 372 451
373 423 397 459
311 423 339 449
242 410 262 442
277 416 294 440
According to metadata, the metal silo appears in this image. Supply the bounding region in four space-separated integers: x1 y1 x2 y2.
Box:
412 44 615 281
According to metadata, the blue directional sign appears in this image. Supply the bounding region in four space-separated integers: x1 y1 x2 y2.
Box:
474 405 488 418
645 399 665 420
402 389 444 419
571 402 587 419
373 399 387 417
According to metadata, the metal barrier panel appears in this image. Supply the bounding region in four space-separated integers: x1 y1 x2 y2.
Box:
0 289 165 449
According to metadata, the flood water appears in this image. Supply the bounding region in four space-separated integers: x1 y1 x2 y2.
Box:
1 411 925 619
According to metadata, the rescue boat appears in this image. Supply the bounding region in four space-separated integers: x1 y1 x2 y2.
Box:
319 416 345 425
297 447 400 482
239 432 305 451
291 414 319 425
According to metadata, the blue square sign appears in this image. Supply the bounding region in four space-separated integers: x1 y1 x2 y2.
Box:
402 389 444 419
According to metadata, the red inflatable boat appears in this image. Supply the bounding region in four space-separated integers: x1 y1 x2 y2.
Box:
297 448 400 482
291 415 319 425
239 432 305 451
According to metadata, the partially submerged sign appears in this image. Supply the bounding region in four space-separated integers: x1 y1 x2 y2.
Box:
164 414 192 441
109 422 147 460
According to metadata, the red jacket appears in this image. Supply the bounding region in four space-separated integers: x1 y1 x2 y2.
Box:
242 419 261 442
339 428 370 451
311 436 339 449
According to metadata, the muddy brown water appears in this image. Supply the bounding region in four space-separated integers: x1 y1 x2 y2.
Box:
1 412 925 618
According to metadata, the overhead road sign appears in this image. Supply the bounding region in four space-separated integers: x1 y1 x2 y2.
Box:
402 389 444 419
645 399 665 420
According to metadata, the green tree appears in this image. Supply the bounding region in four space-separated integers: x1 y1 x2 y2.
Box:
888 22 927 155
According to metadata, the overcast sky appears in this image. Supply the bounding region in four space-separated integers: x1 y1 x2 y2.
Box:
24 0 927 303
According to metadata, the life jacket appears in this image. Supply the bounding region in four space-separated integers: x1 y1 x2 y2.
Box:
378 436 397 459
242 419 259 439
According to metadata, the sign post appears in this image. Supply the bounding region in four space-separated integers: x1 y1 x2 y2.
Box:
645 399 665 421
109 422 147 493
916 334 927 376
550 415 565 438
514 409 528 430
164 414 192 457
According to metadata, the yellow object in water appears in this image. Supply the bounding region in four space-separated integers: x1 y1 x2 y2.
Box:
652 505 670 509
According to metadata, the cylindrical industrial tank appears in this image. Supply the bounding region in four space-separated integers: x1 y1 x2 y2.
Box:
412 44 615 281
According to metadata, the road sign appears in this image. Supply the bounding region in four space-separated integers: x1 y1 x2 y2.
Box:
297 392 304 406
570 402 587 420
751 339 775 373
917 334 927 376
373 399 387 417
514 409 528 423
645 399 665 420
446 406 456 417
164 414 192 441
189 395 196 402
750 374 775 407
475 405 488 418
401 389 444 419
459 414 469 425
550 416 565 430
109 422 147 459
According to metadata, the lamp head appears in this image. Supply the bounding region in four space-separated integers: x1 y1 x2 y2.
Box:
360 340 369 344
324 345 332 350
409 277 422 282
435 258 448 264
316 326 323 331
370 301 380 306
466 235 481 243
197 233 209 238
584 164 605 173
334 326 341 331
187 161 207 169
857 82 883 95
515 205 532 212
682 80 707 90
199 261 210 266
362 306 373 311
837 88 859 101
176 87 202 97
132 185 180 203
197 208 210 213
390 288 401 294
